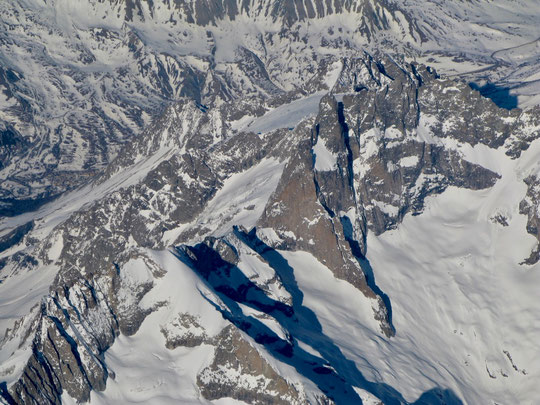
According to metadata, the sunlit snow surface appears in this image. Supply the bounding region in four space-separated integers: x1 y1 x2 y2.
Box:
232 93 324 134
57 132 540 404
163 157 286 244
53 140 540 404
310 136 540 403
313 131 338 172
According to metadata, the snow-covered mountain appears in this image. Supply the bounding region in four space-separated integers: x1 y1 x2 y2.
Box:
1 1 540 404
1 0 539 215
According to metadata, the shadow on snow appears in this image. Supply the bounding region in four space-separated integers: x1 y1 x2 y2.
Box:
173 226 463 405
469 82 518 110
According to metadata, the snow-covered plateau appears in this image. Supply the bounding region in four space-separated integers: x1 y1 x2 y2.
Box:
1 1 540 404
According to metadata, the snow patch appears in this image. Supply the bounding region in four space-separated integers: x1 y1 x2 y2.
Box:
313 137 338 171
233 93 325 134
47 232 63 262
399 155 419 168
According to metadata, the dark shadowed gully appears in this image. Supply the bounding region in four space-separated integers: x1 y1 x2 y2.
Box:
174 227 463 404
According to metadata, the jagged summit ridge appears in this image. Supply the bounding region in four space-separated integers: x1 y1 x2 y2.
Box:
102 0 403 27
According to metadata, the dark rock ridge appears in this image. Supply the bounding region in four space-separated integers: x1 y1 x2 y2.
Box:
520 174 540 264
197 325 310 404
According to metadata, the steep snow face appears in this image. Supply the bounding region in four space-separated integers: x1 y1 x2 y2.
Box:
163 157 287 244
232 93 325 135
365 186 540 404
312 136 338 172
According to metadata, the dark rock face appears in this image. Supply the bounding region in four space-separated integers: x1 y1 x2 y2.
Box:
6 264 152 404
197 325 308 405
257 129 394 335
0 222 33 254
113 0 415 30
0 125 25 170
520 175 540 264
